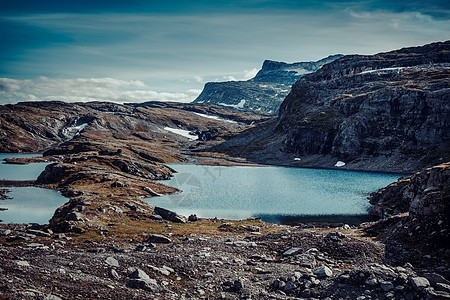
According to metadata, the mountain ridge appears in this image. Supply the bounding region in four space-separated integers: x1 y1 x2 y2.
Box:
213 41 450 173
193 54 343 114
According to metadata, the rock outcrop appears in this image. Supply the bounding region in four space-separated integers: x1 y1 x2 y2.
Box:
193 55 343 114
369 162 450 218
214 41 450 173
365 163 449 261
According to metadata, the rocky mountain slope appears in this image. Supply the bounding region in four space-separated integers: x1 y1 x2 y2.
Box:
0 101 270 154
214 41 450 173
193 55 343 114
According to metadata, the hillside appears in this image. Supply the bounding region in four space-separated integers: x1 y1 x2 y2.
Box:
213 41 450 173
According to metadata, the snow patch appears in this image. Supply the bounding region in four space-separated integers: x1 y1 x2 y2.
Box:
218 99 246 109
294 158 301 161
193 112 238 124
164 127 198 140
74 123 88 136
335 161 346 167
360 67 406 74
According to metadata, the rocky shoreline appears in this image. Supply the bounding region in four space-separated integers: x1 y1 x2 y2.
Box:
0 42 449 299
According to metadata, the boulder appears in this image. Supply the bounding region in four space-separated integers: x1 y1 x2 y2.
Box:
146 234 172 244
313 265 333 278
154 207 186 223
410 276 430 291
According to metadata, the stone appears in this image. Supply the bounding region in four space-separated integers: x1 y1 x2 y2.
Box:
43 295 63 300
129 268 150 280
283 247 302 256
106 256 119 267
233 279 244 291
188 214 198 222
146 234 172 244
109 269 120 280
380 281 395 291
243 225 260 232
154 207 186 223
0 229 11 235
365 278 378 286
426 287 450 299
423 273 450 286
126 278 159 293
436 283 450 293
296 254 316 268
15 260 30 267
410 276 430 291
27 243 44 248
232 241 257 247
135 245 146 251
66 212 83 222
26 229 51 237
203 272 213 279
313 265 333 278
284 281 296 293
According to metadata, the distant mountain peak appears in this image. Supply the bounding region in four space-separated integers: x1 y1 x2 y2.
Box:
193 54 343 114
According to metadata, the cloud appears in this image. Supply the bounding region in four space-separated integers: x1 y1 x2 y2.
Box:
0 77 201 104
194 76 203 83
242 68 259 80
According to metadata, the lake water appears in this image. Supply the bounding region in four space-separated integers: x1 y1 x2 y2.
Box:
0 153 51 180
148 164 406 223
0 154 67 224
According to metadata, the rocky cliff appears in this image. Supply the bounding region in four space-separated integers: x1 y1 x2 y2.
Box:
193 55 343 114
214 41 450 173
369 162 450 218
365 163 449 261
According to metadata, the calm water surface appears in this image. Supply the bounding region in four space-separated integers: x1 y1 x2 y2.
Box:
0 154 67 224
148 164 407 223
0 153 50 180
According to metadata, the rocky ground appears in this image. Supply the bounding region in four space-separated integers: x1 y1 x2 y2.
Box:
1 216 449 300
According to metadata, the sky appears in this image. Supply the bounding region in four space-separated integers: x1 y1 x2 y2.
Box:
0 0 449 105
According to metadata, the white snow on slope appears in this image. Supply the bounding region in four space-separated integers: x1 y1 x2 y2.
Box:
193 112 238 124
164 127 198 140
360 67 406 74
218 99 246 109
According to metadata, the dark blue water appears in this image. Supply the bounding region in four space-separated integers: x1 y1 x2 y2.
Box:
148 164 406 223
0 154 67 224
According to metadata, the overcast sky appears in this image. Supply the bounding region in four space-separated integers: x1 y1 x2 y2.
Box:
1 0 449 104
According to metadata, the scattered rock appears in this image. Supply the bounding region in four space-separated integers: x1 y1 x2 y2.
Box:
105 256 119 267
146 234 172 244
188 214 198 222
126 278 159 293
0 229 11 235
15 260 30 267
233 279 244 291
313 265 333 278
154 207 186 223
423 273 450 286
26 229 51 237
283 247 301 257
410 276 430 291
108 269 120 280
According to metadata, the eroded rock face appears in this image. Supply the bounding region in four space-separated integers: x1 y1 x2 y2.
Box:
193 55 343 114
278 41 450 169
216 41 450 172
369 162 450 218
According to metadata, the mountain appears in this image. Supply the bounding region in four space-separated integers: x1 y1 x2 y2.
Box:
213 41 450 173
193 54 343 114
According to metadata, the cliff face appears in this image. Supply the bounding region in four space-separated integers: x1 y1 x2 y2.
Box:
193 55 343 114
215 41 450 173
